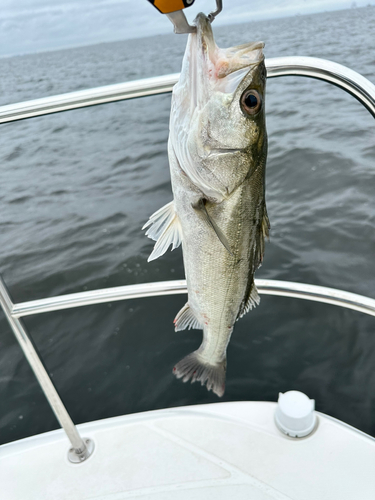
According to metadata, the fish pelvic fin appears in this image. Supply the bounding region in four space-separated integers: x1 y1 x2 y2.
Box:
142 201 182 262
174 303 203 332
192 198 233 256
237 280 260 320
173 351 226 398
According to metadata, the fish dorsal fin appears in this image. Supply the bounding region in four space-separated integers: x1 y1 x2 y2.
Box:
237 281 260 320
174 302 203 332
256 209 270 268
262 209 270 240
192 199 233 256
237 209 270 320
142 201 182 262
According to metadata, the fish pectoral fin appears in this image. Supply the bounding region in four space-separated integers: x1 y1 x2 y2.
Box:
192 199 233 256
174 302 203 331
142 200 182 262
237 280 260 320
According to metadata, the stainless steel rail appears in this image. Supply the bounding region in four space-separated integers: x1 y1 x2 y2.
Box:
0 73 179 124
10 279 375 318
0 277 94 463
0 56 375 124
267 56 375 117
1 56 374 461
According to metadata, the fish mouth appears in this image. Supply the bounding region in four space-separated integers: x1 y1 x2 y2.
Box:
193 13 264 92
179 14 265 110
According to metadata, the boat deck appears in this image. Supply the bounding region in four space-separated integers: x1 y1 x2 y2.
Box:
1 401 374 500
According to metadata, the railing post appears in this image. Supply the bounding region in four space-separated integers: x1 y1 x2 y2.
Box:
0 275 94 463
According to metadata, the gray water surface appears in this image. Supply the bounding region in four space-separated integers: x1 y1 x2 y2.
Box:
0 7 375 445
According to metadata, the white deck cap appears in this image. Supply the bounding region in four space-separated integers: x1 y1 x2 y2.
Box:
275 390 316 437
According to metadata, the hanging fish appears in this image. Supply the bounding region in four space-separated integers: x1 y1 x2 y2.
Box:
143 13 269 397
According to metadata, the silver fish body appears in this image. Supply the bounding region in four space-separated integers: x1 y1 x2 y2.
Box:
143 14 269 397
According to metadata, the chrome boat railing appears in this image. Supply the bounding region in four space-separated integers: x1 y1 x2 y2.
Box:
7 279 375 319
0 56 374 462
1 57 375 124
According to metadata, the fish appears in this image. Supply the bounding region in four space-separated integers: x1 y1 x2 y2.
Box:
143 13 269 397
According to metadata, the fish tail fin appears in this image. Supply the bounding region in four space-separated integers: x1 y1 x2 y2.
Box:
173 351 226 397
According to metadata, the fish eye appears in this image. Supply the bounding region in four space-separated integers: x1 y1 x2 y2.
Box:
241 89 262 115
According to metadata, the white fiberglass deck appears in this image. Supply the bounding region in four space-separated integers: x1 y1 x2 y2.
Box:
1 401 374 500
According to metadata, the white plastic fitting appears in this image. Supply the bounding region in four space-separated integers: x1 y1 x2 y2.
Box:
275 390 316 438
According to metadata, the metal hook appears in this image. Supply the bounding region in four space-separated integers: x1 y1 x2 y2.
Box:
166 0 223 34
166 10 197 33
208 0 223 23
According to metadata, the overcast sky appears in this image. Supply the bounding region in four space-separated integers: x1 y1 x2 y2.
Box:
0 0 371 57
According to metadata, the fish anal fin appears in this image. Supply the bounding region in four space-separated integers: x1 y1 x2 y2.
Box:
142 201 183 262
192 198 233 256
174 303 203 332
